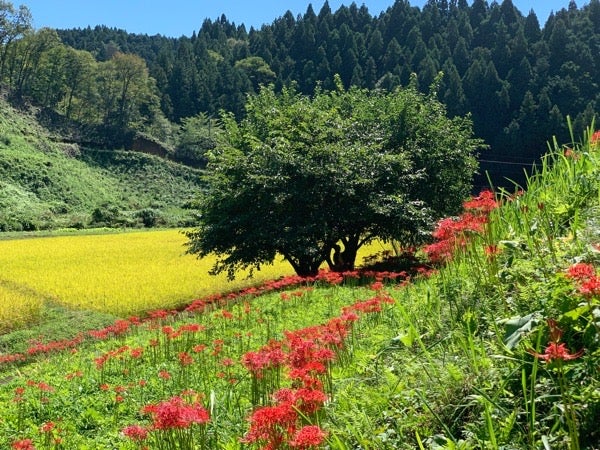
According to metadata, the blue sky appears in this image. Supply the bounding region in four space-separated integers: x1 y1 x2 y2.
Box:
18 0 577 37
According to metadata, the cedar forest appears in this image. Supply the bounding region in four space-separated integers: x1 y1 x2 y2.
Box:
1 0 598 189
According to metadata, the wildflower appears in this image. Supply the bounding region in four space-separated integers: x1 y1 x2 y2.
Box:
370 281 384 291
564 147 579 159
591 130 600 146
579 276 600 297
221 357 235 367
529 343 584 362
241 403 297 446
178 352 193 366
36 382 54 392
528 319 584 362
289 425 328 449
158 370 171 380
40 421 55 433
566 262 596 281
11 439 36 450
485 245 500 257
142 396 209 430
122 424 149 442
65 370 83 380
463 190 498 214
130 347 144 359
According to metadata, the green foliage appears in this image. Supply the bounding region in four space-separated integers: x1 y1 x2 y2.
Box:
0 98 202 230
173 112 222 167
186 82 482 278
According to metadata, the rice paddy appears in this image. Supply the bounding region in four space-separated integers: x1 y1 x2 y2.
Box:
0 229 388 329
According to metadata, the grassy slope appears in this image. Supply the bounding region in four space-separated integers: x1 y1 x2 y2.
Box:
0 98 202 231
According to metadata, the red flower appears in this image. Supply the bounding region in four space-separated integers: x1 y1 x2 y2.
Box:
289 425 328 449
529 343 584 362
178 352 194 366
143 396 210 430
463 190 498 214
579 276 600 297
11 439 36 450
122 424 149 441
40 421 55 433
566 263 596 281
591 130 600 145
130 347 144 359
241 403 297 446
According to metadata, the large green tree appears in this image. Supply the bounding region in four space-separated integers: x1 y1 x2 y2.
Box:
186 78 483 278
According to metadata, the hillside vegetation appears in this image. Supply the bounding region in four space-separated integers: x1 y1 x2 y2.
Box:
0 98 201 231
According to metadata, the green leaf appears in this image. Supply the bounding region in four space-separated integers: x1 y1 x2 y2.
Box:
563 303 590 321
500 313 539 349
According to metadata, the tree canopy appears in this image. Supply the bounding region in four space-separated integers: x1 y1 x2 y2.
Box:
186 79 483 278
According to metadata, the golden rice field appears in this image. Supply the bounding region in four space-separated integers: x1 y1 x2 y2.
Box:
0 282 44 333
0 229 389 330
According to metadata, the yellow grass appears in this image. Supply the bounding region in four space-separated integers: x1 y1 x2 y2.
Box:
0 229 390 322
0 282 44 333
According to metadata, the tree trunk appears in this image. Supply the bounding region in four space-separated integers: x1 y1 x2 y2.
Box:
330 235 360 272
284 253 321 278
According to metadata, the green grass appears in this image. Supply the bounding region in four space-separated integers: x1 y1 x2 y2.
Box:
0 98 202 231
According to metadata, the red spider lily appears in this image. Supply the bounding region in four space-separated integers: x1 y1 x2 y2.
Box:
40 421 55 433
241 403 298 448
579 276 600 297
177 323 205 333
11 439 36 450
566 262 596 281
370 281 384 291
292 388 328 414
564 147 579 159
26 333 84 356
528 319 584 362
485 245 500 257
65 370 83 380
142 396 210 430
130 347 144 359
463 190 498 214
35 381 54 392
178 352 194 366
89 319 132 340
546 318 563 343
289 425 328 449
528 343 584 362
147 309 171 320
158 370 171 380
425 191 497 264
242 341 286 375
591 130 600 145
122 424 149 442
0 352 26 366
220 309 235 319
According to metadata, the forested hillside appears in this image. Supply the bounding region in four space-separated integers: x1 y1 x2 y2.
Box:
0 0 598 189
55 0 600 187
